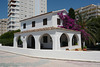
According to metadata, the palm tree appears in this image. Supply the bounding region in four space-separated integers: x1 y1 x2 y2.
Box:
89 17 100 43
76 11 100 46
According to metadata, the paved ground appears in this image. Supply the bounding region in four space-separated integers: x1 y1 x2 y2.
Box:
0 51 100 67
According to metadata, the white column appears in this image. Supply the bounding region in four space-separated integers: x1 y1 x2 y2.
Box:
56 34 60 50
13 37 17 48
52 34 58 50
0 43 2 46
22 36 27 49
78 34 82 48
35 35 40 50
68 35 73 50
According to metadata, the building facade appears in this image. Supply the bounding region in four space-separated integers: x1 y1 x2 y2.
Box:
75 4 100 19
8 0 47 31
14 9 82 51
0 19 8 36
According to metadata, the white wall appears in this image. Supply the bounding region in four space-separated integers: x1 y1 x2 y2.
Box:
21 10 68 32
14 29 81 50
20 0 35 20
21 13 54 31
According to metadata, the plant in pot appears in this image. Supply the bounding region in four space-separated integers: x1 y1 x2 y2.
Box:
75 43 78 45
83 46 87 51
75 49 79 51
66 48 69 51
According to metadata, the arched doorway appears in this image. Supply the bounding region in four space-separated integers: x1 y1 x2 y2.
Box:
72 34 78 46
27 35 35 49
16 36 23 48
40 33 53 50
60 33 69 47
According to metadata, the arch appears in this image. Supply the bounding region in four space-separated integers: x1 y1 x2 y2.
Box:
72 34 79 46
40 33 53 50
16 36 23 48
60 33 69 47
26 35 35 49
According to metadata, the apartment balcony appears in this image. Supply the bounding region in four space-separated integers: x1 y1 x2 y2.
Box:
98 13 100 16
8 11 19 16
89 6 97 10
8 27 15 31
8 18 19 21
88 10 97 14
8 7 19 13
8 23 16 26
98 10 100 12
10 6 19 9
9 15 19 18
88 13 97 17
8 9 11 13
98 6 100 9
8 26 19 31
8 0 20 4
9 2 19 6
79 7 97 13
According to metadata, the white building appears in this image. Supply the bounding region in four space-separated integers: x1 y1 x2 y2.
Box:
0 19 8 36
8 0 47 31
75 4 100 18
14 9 82 51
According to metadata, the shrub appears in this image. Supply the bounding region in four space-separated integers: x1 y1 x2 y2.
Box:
0 29 20 46
83 46 87 49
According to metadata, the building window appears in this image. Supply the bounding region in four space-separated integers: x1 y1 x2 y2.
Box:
12 26 15 28
43 36 48 43
32 21 35 27
43 18 47 25
25 15 27 17
12 22 15 24
57 18 61 25
23 23 26 29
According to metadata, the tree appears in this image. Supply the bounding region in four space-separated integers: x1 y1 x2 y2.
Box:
68 8 75 19
88 17 100 43
0 29 20 46
75 11 100 45
57 11 100 47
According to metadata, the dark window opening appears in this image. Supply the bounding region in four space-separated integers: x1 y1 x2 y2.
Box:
43 18 47 25
60 34 68 47
57 18 61 25
17 36 23 48
72 35 78 46
25 15 27 17
43 36 48 43
32 21 35 27
23 23 26 29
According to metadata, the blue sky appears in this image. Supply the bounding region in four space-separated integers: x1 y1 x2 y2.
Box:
0 0 100 19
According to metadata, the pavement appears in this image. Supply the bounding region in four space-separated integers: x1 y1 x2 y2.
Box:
0 50 100 67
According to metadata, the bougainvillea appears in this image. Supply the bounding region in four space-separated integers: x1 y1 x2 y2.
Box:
57 11 90 40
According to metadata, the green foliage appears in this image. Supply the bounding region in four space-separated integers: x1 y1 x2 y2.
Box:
17 36 23 46
76 11 100 45
75 43 78 45
90 16 100 43
83 46 87 49
68 8 75 19
0 29 20 46
0 39 13 46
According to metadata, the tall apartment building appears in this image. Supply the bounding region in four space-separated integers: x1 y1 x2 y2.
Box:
0 19 8 36
75 4 100 19
8 0 47 31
